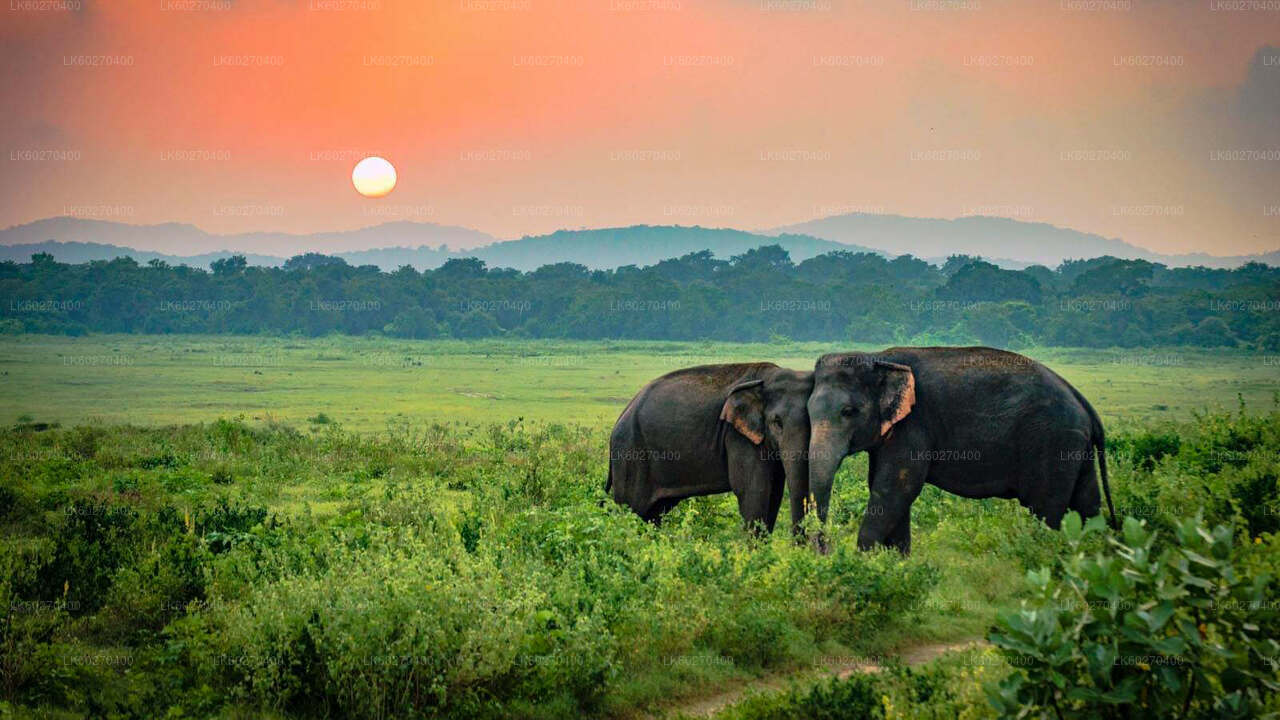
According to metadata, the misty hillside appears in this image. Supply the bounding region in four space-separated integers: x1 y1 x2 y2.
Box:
464 226 878 270
4 215 1277 271
0 217 497 257
0 222 877 271
0 241 286 268
770 213 1280 269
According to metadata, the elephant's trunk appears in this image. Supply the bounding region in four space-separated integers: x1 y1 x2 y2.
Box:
807 421 844 524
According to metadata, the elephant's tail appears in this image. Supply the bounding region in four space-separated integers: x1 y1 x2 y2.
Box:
600 455 613 508
1094 423 1118 531
1071 385 1118 531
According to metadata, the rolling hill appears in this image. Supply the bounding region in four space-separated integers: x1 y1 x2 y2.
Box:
0 217 497 258
3 215 1277 271
0 220 875 271
768 213 1280 269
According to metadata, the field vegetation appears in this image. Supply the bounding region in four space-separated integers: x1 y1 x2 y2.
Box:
2 339 1278 718
1 336 1275 431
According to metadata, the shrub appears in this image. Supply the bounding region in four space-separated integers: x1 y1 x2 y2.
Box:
177 526 617 719
36 500 139 614
1111 429 1181 472
986 512 1280 719
715 672 884 720
1 538 63 703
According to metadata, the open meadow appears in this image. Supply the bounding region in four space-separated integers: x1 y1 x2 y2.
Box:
2 336 1278 718
2 335 1276 431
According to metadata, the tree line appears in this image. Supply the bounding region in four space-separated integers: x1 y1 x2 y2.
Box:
2 247 1278 349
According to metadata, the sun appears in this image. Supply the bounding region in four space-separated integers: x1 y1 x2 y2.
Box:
352 156 396 198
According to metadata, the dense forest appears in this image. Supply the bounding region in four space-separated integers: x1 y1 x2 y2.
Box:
2 247 1278 348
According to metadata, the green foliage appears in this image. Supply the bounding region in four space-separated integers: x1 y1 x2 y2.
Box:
0 418 945 718
986 513 1280 719
1109 406 1280 539
2 537 65 704
715 672 884 720
712 648 1004 720
2 251 1278 347
37 499 139 614
1110 428 1181 471
4 407 1280 717
938 260 1042 304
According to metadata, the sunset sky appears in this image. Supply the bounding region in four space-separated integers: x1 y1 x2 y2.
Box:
2 0 1277 255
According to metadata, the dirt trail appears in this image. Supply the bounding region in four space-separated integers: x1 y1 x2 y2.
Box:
650 639 986 719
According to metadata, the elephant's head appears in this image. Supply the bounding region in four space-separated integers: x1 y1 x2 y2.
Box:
806 354 915 523
721 367 814 526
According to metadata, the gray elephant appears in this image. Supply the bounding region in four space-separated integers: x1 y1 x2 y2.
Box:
805 347 1116 553
607 363 814 535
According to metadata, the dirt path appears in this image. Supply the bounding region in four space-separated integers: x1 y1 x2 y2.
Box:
650 639 986 719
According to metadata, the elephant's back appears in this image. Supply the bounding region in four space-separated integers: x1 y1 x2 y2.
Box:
879 346 1092 436
617 363 774 466
881 346 1057 390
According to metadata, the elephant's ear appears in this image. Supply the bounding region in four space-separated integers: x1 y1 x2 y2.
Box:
875 361 915 439
721 379 766 445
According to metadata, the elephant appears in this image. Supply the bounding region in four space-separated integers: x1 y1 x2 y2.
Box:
805 347 1116 553
606 363 814 535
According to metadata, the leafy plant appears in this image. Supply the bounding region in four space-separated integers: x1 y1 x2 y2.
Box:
714 671 884 720
986 512 1280 719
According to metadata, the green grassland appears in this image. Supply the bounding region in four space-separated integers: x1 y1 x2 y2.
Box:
2 336 1278 718
1 335 1276 432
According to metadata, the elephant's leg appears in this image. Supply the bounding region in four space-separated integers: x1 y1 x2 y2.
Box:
787 468 810 540
1067 453 1101 520
859 441 927 552
642 497 679 526
727 435 775 536
765 470 785 534
883 512 912 554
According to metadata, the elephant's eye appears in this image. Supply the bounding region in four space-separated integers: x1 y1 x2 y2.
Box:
770 415 783 427
840 406 856 417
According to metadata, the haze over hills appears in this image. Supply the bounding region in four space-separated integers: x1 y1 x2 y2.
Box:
0 217 498 257
462 227 875 270
2 214 1277 271
769 213 1280 269
0 227 868 271
0 219 876 271
0 240 286 268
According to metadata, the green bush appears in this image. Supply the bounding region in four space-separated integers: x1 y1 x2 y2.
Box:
176 526 617 719
37 500 139 614
1110 429 1181 472
715 672 884 720
986 512 1280 719
2 538 63 704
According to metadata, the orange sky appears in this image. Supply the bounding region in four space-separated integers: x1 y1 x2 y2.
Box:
2 0 1277 254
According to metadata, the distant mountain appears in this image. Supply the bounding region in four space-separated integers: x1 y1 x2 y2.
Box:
465 226 879 270
4 214 1276 272
0 220 878 271
334 245 454 269
769 213 1280 269
0 217 498 257
0 240 286 268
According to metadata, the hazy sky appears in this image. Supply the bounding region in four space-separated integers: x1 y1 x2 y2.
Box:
2 0 1278 255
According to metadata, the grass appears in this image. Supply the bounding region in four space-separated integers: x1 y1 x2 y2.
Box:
2 336 1277 718
1 335 1275 432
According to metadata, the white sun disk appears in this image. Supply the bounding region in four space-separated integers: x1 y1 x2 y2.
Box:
352 156 396 198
